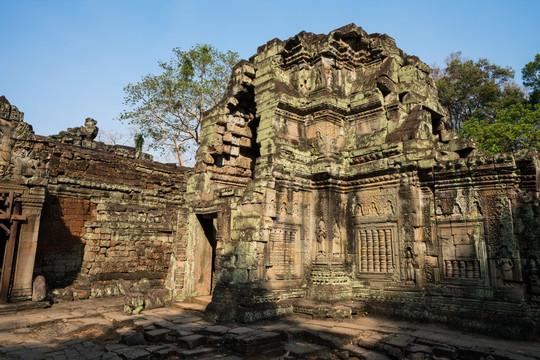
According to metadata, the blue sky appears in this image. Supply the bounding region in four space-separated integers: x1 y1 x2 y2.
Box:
1 0 539 160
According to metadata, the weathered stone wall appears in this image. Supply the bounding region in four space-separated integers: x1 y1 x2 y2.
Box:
34 197 96 288
34 138 189 297
0 97 46 301
186 24 540 338
0 98 190 301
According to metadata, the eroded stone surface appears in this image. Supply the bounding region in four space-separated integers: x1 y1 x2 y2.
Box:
0 298 538 360
183 24 540 338
0 23 539 343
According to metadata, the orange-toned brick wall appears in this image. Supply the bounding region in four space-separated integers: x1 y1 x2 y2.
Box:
34 197 97 287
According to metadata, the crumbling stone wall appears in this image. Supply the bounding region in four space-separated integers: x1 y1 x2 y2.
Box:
186 24 540 338
0 99 190 301
34 138 189 298
34 197 96 288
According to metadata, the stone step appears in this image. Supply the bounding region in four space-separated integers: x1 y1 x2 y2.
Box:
191 295 212 306
171 301 207 313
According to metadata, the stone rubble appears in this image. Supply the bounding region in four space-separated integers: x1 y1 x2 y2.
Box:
0 298 538 360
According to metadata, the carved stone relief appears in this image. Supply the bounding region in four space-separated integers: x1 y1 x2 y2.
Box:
316 219 327 258
268 225 300 280
357 226 396 275
437 221 485 282
332 221 342 259
352 188 397 219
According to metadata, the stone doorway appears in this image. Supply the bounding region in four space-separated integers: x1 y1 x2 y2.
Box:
194 213 217 296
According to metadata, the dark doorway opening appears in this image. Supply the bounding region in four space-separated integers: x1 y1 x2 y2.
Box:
195 213 217 296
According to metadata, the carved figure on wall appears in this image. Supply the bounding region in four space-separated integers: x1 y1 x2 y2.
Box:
315 133 337 157
0 119 15 165
356 203 364 216
525 256 540 295
268 199 276 216
367 202 379 216
314 67 325 90
332 221 342 258
280 201 287 215
384 200 395 215
405 247 417 283
316 219 327 256
496 246 515 284
452 203 462 216
471 201 483 216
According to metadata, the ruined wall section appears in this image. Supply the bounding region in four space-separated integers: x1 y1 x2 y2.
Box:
31 139 189 297
0 98 47 300
0 107 190 300
191 25 540 335
35 197 96 288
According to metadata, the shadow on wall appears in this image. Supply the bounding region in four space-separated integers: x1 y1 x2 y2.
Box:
33 195 96 289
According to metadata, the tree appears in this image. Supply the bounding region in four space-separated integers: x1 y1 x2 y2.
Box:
461 103 540 153
119 44 239 166
522 53 540 105
433 52 524 131
97 127 137 146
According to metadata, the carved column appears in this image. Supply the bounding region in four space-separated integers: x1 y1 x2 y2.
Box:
9 188 45 300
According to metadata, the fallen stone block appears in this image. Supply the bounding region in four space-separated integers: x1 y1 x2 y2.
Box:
203 324 231 336
144 328 172 343
124 292 145 315
227 326 254 335
232 330 282 356
122 332 146 346
177 334 207 350
404 343 432 359
383 334 416 350
114 347 151 360
179 346 217 358
342 344 392 360
284 340 328 358
357 331 388 350
151 345 181 359
101 352 123 360
207 335 226 347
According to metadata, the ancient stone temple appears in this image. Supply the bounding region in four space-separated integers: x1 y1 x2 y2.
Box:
0 96 189 306
182 24 540 337
1 24 539 340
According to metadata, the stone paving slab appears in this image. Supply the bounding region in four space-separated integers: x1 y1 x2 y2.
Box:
284 340 328 357
0 297 539 360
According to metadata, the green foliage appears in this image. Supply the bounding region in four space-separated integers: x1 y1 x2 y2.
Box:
461 103 540 153
119 44 239 165
522 53 540 105
433 52 524 131
432 52 540 154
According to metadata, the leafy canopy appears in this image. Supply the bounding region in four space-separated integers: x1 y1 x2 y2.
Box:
433 52 523 132
522 53 540 105
461 103 540 153
433 52 540 154
119 44 239 166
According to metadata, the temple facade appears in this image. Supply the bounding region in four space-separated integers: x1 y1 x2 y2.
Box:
181 24 540 337
1 24 539 339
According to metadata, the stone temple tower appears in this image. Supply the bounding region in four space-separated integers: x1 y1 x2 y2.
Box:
181 24 540 336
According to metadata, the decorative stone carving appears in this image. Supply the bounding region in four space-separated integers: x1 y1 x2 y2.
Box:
525 257 540 296
405 247 417 283
316 219 327 257
332 221 342 259
358 227 395 274
495 246 516 285
5 22 536 337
